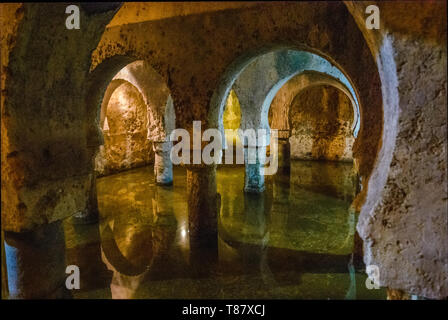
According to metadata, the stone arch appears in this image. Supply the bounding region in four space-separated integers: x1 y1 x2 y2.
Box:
98 79 128 130
233 50 360 141
269 71 359 136
86 57 175 185
210 48 362 192
2 2 385 232
208 45 363 138
268 72 357 167
287 85 355 162
87 58 175 145
95 79 152 175
110 60 175 142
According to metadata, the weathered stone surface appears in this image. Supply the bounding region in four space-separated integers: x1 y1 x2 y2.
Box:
95 81 153 176
358 36 448 299
223 90 242 148
4 221 69 298
153 141 173 185
288 85 354 162
233 50 356 138
269 71 359 137
346 1 447 299
92 2 382 183
110 60 174 142
244 146 267 193
386 288 411 300
1 4 119 231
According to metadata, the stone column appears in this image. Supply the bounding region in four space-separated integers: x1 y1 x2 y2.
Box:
153 141 173 185
2 231 8 298
186 165 220 275
3 221 69 299
244 146 266 193
186 165 219 248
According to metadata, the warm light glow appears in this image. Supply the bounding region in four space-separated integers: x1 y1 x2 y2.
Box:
223 90 241 146
117 90 130 111
103 117 110 131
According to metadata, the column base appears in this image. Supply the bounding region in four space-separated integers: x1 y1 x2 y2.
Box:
244 185 266 193
155 179 173 187
4 221 69 299
244 146 266 193
153 141 173 186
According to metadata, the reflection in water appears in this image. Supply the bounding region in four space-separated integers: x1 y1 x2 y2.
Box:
63 161 386 299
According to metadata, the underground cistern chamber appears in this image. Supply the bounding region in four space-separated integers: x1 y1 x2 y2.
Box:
1 1 446 307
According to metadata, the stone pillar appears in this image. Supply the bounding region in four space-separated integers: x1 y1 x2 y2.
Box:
3 221 69 299
186 165 220 276
2 231 8 298
186 165 219 248
71 172 99 224
153 141 173 185
244 146 266 193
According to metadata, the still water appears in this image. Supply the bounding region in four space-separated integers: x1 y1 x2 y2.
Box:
63 161 386 299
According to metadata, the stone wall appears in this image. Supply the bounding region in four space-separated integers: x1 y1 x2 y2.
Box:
95 82 153 176
1 3 120 231
288 85 354 162
346 1 447 299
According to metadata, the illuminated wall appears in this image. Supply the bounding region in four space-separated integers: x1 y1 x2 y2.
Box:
223 90 242 147
95 82 154 175
289 85 354 162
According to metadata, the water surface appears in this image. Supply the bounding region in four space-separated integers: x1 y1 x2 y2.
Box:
63 160 386 299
